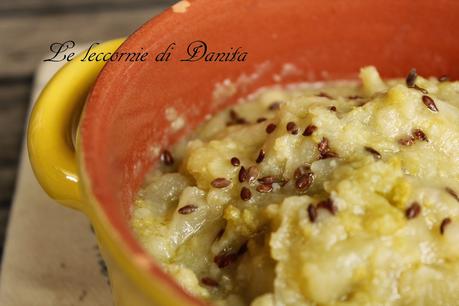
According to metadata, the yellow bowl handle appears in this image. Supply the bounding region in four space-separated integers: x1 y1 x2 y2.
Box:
27 38 125 211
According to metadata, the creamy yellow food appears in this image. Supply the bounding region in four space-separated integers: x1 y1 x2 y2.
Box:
132 67 459 306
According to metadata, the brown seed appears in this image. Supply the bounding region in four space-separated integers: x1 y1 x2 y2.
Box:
440 218 452 235
268 102 281 111
398 136 415 146
247 166 259 183
240 187 252 201
446 187 459 202
438 75 449 82
405 202 421 219
234 117 248 125
227 109 248 125
317 92 333 99
160 149 174 166
214 251 238 268
256 149 266 163
413 85 429 94
329 106 337 112
364 146 382 160
237 242 248 256
413 129 428 142
256 183 273 193
201 277 219 287
214 229 225 241
317 137 337 159
286 122 299 135
238 166 247 183
294 165 312 180
178 205 198 215
318 137 330 155
422 95 439 112
211 178 231 188
266 123 277 134
307 204 317 222
406 68 417 87
303 124 317 136
317 198 337 215
258 176 275 184
348 95 363 100
295 172 315 191
257 117 267 123
229 109 239 121
320 151 339 159
230 157 240 166
228 118 248 126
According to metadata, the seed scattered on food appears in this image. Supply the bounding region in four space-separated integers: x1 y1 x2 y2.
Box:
422 95 439 112
321 151 339 159
256 149 266 163
364 146 382 160
329 106 337 112
440 218 452 235
266 123 277 134
160 149 174 166
318 137 338 159
240 187 252 201
405 202 421 219
211 178 231 188
294 165 311 180
307 204 317 222
413 129 428 142
227 109 248 125
303 124 317 136
286 122 299 135
258 176 275 184
398 136 415 146
406 68 417 87
317 92 333 99
348 95 363 100
247 166 259 183
237 242 248 256
178 205 198 214
256 117 267 123
229 109 238 120
214 251 238 268
238 166 247 183
215 229 225 241
438 75 449 82
317 198 337 215
446 187 459 203
295 172 315 191
318 137 330 154
256 183 273 193
201 277 219 287
231 157 240 166
268 102 281 111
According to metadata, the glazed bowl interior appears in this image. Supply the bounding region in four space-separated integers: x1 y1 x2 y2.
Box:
81 0 459 301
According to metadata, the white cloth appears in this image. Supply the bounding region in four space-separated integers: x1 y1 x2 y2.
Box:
0 53 112 306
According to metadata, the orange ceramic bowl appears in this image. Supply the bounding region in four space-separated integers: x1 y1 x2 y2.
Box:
28 0 459 305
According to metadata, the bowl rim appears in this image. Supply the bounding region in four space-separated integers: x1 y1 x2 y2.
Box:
79 1 208 305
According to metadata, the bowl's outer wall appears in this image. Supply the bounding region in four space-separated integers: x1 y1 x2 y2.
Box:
80 0 459 305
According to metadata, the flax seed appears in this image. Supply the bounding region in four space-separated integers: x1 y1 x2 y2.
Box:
405 202 421 219
160 149 174 166
211 178 231 188
422 95 438 112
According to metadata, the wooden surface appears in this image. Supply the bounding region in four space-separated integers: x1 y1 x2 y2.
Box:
0 0 175 257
